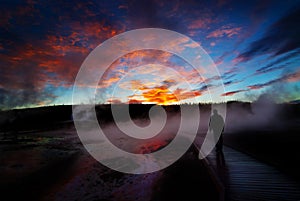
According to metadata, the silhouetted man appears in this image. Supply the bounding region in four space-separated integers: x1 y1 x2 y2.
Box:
209 109 225 152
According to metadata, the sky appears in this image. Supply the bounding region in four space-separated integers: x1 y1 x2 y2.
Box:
0 0 300 109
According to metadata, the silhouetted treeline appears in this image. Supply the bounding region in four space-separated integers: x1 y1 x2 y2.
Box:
0 102 299 133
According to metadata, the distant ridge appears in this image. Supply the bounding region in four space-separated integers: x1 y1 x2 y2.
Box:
288 99 300 104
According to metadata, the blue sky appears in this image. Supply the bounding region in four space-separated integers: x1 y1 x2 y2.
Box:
0 0 300 108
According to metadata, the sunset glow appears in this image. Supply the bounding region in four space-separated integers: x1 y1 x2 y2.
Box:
1 1 300 109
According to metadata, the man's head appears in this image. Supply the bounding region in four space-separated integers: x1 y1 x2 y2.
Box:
213 109 218 115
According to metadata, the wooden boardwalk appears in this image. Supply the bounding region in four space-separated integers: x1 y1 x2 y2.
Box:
205 146 300 201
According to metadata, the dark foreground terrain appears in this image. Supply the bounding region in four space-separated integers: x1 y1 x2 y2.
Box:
0 127 218 201
0 102 300 200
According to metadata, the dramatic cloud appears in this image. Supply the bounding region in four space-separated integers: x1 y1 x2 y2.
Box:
97 50 175 89
236 7 300 62
1 0 299 108
0 0 125 109
125 82 201 105
253 49 300 76
248 69 300 90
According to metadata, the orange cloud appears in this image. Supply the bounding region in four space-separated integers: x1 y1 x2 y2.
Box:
127 83 201 105
98 75 122 88
143 88 177 105
173 88 201 99
96 50 183 90
98 48 211 93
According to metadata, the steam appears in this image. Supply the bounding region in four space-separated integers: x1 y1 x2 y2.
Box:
225 93 283 132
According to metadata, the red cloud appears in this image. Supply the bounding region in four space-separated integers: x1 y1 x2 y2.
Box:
173 88 201 100
248 85 263 90
1 19 124 92
207 26 241 38
107 98 122 104
286 68 300 82
221 90 246 96
128 99 143 104
188 18 213 30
